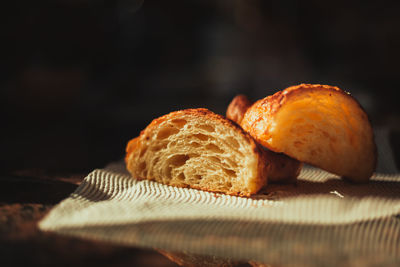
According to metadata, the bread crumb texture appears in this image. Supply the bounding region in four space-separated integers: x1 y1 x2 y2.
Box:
125 108 267 196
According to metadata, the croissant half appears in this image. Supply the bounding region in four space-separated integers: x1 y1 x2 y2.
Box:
125 108 270 196
239 84 377 182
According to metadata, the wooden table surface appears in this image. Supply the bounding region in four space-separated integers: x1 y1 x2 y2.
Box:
0 170 181 267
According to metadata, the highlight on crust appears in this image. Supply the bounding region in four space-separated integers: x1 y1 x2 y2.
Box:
227 94 303 183
237 84 377 182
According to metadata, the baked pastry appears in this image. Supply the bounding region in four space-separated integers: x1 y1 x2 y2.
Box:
226 94 252 125
125 108 269 196
227 95 302 183
239 84 377 182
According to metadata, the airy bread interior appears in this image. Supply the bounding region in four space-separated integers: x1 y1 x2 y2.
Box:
126 109 266 196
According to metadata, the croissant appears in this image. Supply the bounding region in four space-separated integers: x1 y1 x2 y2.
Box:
238 84 377 182
125 108 271 196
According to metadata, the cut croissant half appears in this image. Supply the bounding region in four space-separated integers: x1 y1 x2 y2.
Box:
240 84 377 182
125 108 270 196
227 94 303 183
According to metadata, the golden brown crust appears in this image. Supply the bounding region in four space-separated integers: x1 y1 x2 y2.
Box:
241 84 353 149
226 94 252 125
125 108 269 196
125 137 139 165
241 83 377 181
262 149 302 183
227 95 302 183
142 108 256 147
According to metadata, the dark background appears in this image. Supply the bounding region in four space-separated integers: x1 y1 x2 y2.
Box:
2 0 400 173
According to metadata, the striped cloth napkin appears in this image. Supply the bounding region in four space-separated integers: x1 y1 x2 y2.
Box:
39 126 400 266
39 159 400 267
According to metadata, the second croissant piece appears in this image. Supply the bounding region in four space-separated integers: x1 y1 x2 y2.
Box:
233 84 377 182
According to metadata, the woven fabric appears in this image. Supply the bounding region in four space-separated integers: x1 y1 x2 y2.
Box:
39 162 400 266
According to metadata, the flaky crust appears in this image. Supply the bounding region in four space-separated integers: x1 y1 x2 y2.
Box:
226 94 252 125
240 84 377 182
227 95 302 183
241 84 345 148
125 108 269 196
